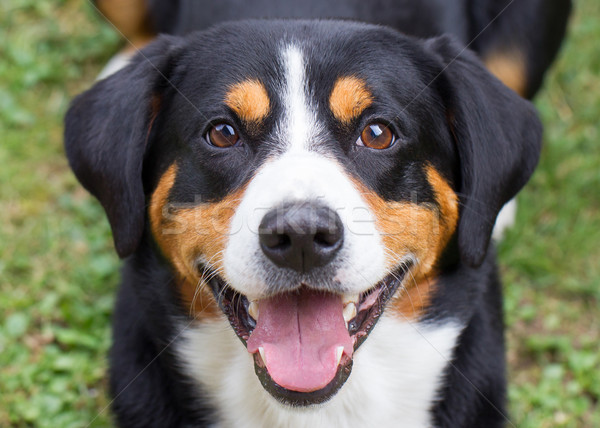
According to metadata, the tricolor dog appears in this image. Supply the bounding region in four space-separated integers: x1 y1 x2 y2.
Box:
65 2 569 426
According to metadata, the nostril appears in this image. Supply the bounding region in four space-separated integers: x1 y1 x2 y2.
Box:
277 234 291 249
314 231 339 247
263 233 291 250
258 223 290 247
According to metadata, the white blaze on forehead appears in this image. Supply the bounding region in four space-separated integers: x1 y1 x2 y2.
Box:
221 44 387 300
278 44 324 152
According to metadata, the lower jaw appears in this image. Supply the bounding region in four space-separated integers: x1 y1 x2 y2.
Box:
253 357 353 406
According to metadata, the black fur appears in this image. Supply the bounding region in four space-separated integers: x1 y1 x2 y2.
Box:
142 0 571 99
65 12 550 428
425 36 542 266
65 37 183 257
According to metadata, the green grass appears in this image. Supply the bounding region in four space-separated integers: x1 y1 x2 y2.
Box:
0 0 598 426
499 1 600 425
0 1 120 426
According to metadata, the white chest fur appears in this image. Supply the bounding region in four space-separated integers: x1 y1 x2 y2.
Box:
177 315 462 428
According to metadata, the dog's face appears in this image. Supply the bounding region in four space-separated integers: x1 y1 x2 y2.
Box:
65 21 541 405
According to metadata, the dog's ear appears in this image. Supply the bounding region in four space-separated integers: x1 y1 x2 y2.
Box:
65 36 182 258
425 36 543 267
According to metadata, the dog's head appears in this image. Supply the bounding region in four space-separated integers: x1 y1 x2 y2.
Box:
65 21 541 405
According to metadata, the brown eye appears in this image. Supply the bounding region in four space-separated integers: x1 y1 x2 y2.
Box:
357 123 395 150
207 123 240 148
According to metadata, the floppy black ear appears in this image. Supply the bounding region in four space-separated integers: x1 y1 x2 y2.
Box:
426 36 543 267
64 36 182 258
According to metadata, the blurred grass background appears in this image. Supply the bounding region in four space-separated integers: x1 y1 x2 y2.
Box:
0 0 598 426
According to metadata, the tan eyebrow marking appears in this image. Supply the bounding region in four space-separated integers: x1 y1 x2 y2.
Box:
224 79 271 124
329 76 374 124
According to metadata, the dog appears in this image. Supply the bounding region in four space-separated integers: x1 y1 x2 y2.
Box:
65 1 570 427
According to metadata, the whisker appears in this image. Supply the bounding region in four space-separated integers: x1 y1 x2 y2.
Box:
190 250 226 317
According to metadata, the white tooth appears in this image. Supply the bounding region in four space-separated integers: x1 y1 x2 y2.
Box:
342 294 359 305
248 301 259 321
258 347 267 364
343 302 357 323
335 346 344 366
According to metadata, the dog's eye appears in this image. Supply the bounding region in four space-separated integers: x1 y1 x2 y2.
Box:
356 123 395 150
207 123 240 148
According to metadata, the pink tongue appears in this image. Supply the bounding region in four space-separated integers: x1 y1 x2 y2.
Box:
247 289 353 393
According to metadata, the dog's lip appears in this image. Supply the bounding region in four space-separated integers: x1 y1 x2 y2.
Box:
202 263 411 405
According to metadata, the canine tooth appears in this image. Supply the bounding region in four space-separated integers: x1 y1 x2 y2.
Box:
248 301 259 320
335 346 344 366
258 347 267 364
343 302 357 323
342 294 359 305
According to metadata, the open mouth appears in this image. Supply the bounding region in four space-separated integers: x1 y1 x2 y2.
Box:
205 264 411 406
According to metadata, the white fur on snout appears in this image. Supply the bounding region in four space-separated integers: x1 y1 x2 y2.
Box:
223 151 387 300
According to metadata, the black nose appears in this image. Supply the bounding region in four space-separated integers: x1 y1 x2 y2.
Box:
258 202 344 273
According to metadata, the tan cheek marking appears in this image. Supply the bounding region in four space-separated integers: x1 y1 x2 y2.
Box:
355 166 458 319
390 276 438 320
425 165 459 247
224 80 270 126
329 76 374 124
149 164 245 318
484 50 528 97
